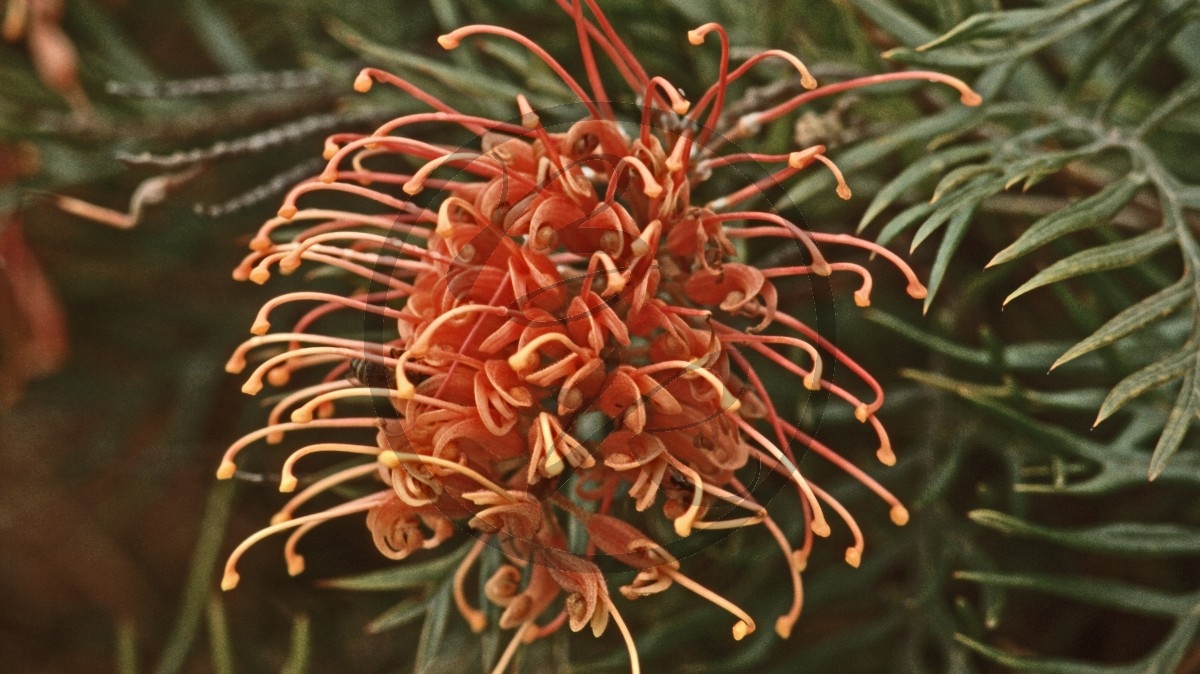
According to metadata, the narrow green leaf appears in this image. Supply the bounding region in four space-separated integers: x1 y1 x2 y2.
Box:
956 539 1007 631
1137 78 1200 138
969 509 1200 555
911 177 995 252
153 480 236 674
319 542 470 591
66 0 159 81
901 369 1111 465
1097 2 1200 121
885 0 1130 69
913 8 1054 53
955 571 1186 616
325 19 538 114
1141 610 1200 674
907 372 1200 492
206 598 235 674
1063 2 1146 99
954 633 1118 674
996 145 1100 193
430 0 481 70
928 164 1000 205
366 598 428 634
782 108 981 206
1095 350 1192 425
1149 366 1198 480
924 204 977 311
414 577 456 672
1003 229 1174 305
116 621 139 674
858 144 992 232
875 201 933 248
182 0 258 74
863 310 990 366
1012 340 1104 371
989 175 1147 267
280 614 311 674
1052 279 1190 369
1022 388 1109 412
478 545 503 671
847 0 938 46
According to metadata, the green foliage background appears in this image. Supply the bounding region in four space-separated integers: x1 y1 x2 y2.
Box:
2 0 1198 672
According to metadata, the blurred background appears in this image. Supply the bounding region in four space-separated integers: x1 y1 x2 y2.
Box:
2 0 1199 672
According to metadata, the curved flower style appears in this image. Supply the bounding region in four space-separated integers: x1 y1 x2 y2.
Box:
217 2 980 671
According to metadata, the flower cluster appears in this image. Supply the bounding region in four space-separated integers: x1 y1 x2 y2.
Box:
216 2 980 670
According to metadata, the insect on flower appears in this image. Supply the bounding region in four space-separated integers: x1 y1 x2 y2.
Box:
216 2 981 671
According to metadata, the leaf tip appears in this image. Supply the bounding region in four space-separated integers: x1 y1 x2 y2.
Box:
984 250 1010 268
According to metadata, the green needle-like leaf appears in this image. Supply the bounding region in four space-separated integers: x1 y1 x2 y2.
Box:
1003 229 1174 306
875 200 933 248
1095 350 1192 425
366 598 429 634
280 614 311 674
319 542 469 591
116 621 139 674
414 577 456 672
924 204 976 310
953 633 1122 674
969 510 1200 555
928 164 1000 206
1149 366 1198 480
911 179 996 252
885 0 1131 68
955 571 1186 615
205 598 235 674
989 174 1148 268
858 143 992 233
1052 279 1190 369
847 0 938 46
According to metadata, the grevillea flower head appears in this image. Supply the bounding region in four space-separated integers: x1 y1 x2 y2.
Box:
217 2 980 671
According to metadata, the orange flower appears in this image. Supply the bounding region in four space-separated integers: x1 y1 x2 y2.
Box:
217 2 980 671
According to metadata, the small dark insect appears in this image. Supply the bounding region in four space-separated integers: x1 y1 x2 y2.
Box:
667 468 693 491
350 357 431 392
349 358 394 389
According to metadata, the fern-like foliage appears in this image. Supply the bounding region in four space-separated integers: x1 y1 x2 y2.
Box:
859 276 1200 670
840 0 1200 479
908 363 1200 672
788 2 1200 670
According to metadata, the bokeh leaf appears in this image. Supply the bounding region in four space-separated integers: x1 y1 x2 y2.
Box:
319 542 470 591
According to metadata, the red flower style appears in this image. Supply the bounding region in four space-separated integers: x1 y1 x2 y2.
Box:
217 2 980 671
